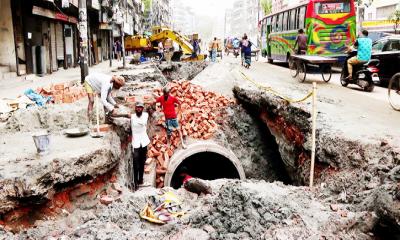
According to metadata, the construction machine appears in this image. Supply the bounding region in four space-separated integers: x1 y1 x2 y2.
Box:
125 26 206 62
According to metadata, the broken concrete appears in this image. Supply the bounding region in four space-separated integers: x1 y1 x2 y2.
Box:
2 180 377 239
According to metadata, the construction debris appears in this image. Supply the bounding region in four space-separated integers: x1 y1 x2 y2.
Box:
147 80 234 188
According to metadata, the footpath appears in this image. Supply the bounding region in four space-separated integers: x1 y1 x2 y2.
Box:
0 61 122 99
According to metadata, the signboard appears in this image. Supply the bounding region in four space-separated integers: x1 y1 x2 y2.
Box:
99 23 112 30
32 6 78 23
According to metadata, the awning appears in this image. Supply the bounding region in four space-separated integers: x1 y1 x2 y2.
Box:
32 6 78 24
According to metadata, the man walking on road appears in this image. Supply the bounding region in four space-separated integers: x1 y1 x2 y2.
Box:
211 37 219 62
84 72 125 121
130 101 150 189
155 86 186 148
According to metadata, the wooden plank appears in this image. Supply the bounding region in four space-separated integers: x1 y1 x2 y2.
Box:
292 55 337 64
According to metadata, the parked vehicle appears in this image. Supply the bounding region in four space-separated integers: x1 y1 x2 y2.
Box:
259 0 356 63
340 51 379 92
371 35 400 85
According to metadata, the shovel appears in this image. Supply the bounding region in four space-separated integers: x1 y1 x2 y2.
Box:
90 95 104 138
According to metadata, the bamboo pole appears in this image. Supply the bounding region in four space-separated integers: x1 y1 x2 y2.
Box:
309 82 317 188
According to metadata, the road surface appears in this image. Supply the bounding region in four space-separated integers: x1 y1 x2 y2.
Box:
194 54 400 146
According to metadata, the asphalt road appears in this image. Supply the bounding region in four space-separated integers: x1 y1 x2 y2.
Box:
194 55 400 146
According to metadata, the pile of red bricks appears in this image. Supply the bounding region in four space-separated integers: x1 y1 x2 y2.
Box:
147 80 235 188
37 82 86 104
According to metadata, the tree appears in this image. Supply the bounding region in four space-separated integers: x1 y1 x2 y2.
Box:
260 0 272 15
390 10 400 34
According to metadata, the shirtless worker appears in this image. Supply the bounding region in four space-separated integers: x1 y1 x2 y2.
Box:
83 72 125 121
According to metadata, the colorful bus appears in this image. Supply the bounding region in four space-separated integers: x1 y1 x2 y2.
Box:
259 0 356 63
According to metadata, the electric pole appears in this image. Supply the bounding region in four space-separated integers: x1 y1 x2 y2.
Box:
78 0 89 83
121 0 127 68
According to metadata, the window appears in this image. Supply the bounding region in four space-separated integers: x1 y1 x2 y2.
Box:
386 40 400 51
272 15 276 32
299 7 306 29
277 13 283 32
290 9 296 30
283 11 288 31
372 40 388 52
315 2 350 14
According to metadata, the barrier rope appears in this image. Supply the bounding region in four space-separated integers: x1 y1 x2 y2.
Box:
238 70 313 103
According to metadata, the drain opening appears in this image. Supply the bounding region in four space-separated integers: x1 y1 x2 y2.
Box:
169 151 241 189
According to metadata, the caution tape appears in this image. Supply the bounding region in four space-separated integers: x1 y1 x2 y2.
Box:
238 70 314 103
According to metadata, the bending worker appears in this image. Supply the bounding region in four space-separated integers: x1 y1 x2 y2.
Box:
84 72 125 120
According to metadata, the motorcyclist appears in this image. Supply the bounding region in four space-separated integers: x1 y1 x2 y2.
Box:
346 29 372 80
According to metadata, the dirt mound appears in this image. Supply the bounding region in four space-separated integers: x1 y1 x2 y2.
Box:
3 180 376 239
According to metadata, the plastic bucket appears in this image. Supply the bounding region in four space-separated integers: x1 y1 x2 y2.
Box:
32 131 50 155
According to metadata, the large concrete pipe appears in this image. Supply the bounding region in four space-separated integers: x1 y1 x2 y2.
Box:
164 141 246 188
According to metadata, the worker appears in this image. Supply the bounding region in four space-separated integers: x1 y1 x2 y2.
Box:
211 37 219 62
179 167 211 195
164 38 173 64
158 41 164 64
130 100 150 189
294 29 307 54
155 86 186 148
84 72 125 121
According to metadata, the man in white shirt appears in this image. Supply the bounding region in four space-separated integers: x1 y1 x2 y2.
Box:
130 101 150 188
84 72 125 121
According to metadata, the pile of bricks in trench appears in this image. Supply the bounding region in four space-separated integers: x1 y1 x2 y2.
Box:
145 80 235 188
37 82 86 104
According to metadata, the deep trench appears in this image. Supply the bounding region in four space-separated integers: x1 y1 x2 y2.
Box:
170 152 241 189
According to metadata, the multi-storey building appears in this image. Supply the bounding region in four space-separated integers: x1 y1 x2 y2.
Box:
0 0 144 79
225 0 259 43
171 0 196 35
363 0 400 33
143 0 171 32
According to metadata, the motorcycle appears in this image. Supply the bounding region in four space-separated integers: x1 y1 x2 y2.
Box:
340 50 380 92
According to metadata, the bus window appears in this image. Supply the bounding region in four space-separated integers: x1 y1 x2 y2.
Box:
277 13 282 32
290 9 296 30
267 17 271 26
315 2 350 14
299 7 306 29
272 15 276 32
283 11 288 31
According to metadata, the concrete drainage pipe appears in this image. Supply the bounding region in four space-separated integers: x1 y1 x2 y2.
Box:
164 141 246 188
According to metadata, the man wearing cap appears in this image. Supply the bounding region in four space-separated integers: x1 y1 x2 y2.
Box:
84 72 125 120
130 101 150 189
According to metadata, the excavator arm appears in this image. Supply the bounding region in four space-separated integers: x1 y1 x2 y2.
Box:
149 29 194 55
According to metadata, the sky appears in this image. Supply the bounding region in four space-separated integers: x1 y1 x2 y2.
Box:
181 0 232 16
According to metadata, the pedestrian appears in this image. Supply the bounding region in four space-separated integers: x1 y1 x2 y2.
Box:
83 72 125 121
294 29 307 54
211 37 219 62
164 38 174 64
115 40 122 61
155 86 186 148
158 41 164 64
130 101 150 189
241 35 253 68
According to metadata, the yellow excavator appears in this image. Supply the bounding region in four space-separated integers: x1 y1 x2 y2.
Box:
125 26 206 62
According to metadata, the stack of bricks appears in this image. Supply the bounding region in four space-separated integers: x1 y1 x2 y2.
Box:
38 82 87 104
147 80 235 188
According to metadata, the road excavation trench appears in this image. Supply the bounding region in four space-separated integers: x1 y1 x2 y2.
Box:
0 62 399 239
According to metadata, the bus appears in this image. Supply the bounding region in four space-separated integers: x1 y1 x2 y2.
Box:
259 0 356 63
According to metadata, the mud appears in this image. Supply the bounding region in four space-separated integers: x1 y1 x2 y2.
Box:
1 180 377 240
